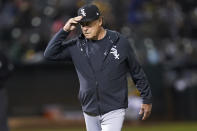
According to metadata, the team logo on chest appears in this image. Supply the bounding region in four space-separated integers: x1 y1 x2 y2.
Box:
110 45 120 59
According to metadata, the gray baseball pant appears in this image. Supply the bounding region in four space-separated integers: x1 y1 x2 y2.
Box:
83 108 125 131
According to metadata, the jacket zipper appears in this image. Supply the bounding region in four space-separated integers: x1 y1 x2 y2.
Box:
81 41 102 115
89 66 102 116
95 81 101 115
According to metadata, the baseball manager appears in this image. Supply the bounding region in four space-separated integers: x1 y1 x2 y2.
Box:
44 4 152 131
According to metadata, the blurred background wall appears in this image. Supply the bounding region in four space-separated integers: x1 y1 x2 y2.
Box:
0 0 197 123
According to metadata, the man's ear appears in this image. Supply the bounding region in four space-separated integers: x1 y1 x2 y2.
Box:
98 17 103 26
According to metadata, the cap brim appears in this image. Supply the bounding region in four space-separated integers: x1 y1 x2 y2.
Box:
79 18 94 23
78 16 99 23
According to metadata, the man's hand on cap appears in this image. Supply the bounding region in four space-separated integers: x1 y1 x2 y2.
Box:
63 16 83 32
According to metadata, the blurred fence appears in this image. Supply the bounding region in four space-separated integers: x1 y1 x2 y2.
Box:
1 0 197 122
4 62 197 120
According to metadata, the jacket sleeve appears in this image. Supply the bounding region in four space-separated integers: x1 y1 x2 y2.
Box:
125 40 152 104
44 29 75 61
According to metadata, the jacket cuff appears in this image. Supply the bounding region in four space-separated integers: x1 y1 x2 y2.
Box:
60 28 70 34
142 98 152 104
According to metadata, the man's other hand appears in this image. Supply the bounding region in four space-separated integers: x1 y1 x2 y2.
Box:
139 104 152 120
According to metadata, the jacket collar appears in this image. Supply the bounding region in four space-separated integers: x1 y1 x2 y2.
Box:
77 29 120 59
78 29 119 51
105 29 119 44
78 29 119 43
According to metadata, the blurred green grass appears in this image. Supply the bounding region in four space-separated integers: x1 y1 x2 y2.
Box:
11 122 197 131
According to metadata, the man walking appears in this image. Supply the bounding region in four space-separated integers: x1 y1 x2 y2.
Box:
44 4 152 131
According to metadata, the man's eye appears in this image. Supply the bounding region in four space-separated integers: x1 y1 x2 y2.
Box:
86 22 91 26
80 22 92 27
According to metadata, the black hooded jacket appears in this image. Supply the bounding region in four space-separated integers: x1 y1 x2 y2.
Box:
44 29 152 115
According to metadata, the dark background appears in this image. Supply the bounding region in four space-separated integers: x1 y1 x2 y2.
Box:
1 0 197 121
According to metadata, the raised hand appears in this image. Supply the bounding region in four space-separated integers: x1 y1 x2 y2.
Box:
63 16 83 32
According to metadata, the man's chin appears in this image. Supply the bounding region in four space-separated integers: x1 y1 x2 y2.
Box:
84 35 93 39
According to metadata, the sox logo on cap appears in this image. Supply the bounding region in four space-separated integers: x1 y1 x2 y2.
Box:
80 8 86 17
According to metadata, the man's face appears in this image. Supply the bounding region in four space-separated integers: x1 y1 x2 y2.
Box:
80 18 102 40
